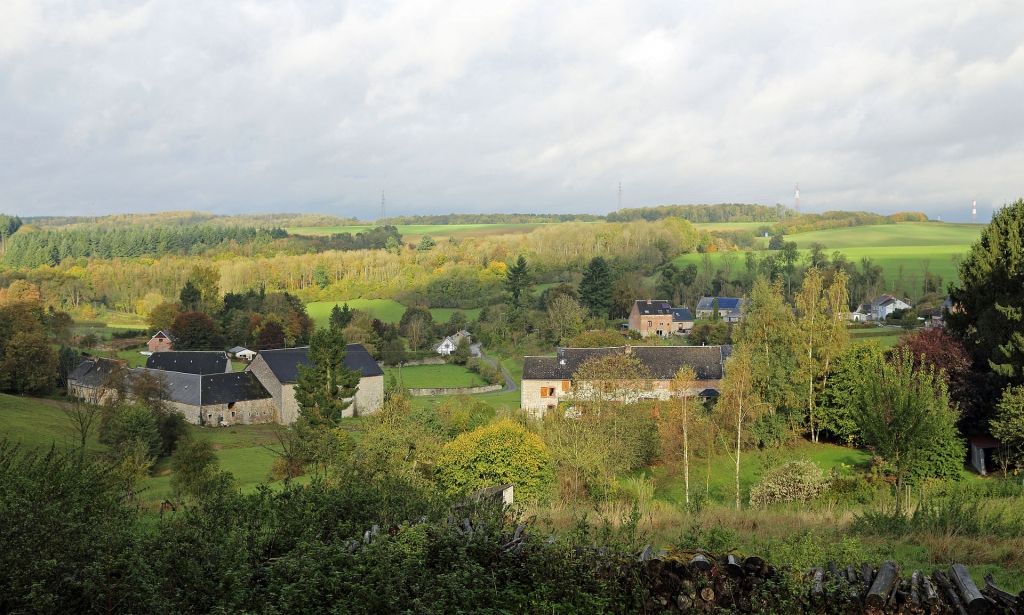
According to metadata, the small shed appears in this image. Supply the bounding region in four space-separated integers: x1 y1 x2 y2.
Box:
229 346 257 361
968 436 1000 476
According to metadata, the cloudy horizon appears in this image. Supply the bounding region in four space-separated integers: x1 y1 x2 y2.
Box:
1 1 1022 222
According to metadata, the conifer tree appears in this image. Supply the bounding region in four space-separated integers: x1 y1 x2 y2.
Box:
294 327 360 426
579 256 613 318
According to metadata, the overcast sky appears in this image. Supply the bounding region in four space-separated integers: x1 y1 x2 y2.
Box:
1 1 1021 221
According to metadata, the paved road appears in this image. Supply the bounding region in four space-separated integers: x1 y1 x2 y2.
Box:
470 343 517 395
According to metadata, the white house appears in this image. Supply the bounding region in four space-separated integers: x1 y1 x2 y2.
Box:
435 330 471 356
870 294 911 320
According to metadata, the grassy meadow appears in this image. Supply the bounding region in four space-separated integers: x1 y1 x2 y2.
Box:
307 299 482 326
383 363 488 389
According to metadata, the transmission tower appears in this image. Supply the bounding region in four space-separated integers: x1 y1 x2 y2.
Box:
617 182 622 209
381 191 386 225
795 182 800 213
972 198 977 221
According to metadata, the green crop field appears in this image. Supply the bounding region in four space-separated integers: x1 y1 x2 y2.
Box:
673 222 979 286
384 363 487 389
307 299 481 325
285 223 546 243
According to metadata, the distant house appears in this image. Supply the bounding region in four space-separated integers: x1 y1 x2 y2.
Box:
521 345 730 415
131 368 276 426
246 344 385 423
694 297 749 322
148 330 176 353
628 300 674 338
870 294 911 320
67 357 126 405
671 308 695 334
435 330 471 355
228 346 257 361
146 351 232 375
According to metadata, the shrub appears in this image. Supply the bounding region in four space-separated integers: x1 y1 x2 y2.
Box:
749 460 830 508
435 419 553 502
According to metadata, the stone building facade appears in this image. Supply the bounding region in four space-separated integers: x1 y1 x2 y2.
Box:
628 300 675 338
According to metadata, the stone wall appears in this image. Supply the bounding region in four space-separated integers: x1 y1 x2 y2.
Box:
520 378 569 416
377 357 446 368
350 374 384 417
408 383 503 397
168 398 280 427
246 356 283 414
522 378 721 416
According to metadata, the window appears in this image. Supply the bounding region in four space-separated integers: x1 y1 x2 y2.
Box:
647 320 652 327
541 386 557 398
228 402 236 410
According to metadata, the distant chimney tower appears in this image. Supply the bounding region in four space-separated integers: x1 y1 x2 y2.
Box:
972 198 977 221
795 182 800 212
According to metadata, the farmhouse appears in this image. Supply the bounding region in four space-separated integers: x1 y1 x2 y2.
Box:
146 351 231 374
132 369 276 426
246 344 384 424
628 300 674 338
671 308 695 334
434 330 471 355
694 297 748 322
67 357 125 405
521 344 730 415
870 294 911 320
148 330 175 353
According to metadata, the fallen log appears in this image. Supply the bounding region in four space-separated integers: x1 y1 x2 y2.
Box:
725 554 743 576
983 573 1020 610
934 569 969 615
866 560 900 608
949 563 989 615
689 553 713 571
862 562 876 587
809 567 825 603
922 574 939 606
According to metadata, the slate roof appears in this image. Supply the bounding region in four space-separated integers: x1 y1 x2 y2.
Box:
634 300 673 316
255 344 384 384
228 346 249 354
129 369 271 406
149 329 176 342
671 308 694 322
695 297 745 311
146 351 230 375
522 345 729 381
68 357 124 388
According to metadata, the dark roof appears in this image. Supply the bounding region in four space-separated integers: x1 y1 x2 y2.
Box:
634 300 673 316
129 369 271 406
522 345 728 381
255 344 384 384
202 372 272 404
146 351 229 375
696 297 744 311
671 308 694 322
68 357 124 388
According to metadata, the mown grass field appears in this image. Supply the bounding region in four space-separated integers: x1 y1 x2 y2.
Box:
383 363 487 389
285 223 545 243
674 222 980 286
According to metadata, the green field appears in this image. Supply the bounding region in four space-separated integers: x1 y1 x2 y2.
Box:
286 223 545 243
308 299 482 326
693 222 769 231
384 363 488 389
674 222 977 286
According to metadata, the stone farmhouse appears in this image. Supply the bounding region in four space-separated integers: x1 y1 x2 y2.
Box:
521 344 731 415
246 344 384 424
628 300 674 338
671 308 695 334
68 344 384 426
147 330 175 353
694 297 749 322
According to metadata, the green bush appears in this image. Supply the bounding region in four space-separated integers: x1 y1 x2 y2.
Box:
749 460 830 508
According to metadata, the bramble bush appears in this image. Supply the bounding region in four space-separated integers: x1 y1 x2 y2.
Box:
749 460 830 508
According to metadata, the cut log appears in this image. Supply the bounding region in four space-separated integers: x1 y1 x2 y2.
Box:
983 573 1020 609
934 570 969 615
909 571 922 609
689 553 713 571
862 562 876 586
922 575 939 606
810 568 825 603
725 554 743 576
949 564 988 615
827 561 843 581
866 560 900 608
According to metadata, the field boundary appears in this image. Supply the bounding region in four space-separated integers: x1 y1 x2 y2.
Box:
408 384 503 396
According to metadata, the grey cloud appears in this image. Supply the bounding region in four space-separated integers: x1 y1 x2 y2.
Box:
0 0 1021 221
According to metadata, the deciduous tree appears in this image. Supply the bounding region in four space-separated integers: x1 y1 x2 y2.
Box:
794 268 849 442
716 345 762 510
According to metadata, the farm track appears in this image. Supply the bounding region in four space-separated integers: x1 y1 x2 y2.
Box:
470 343 518 395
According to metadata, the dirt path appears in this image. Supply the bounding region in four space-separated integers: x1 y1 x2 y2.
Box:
470 343 518 395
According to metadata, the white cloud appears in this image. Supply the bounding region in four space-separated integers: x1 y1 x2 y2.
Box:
0 0 1021 220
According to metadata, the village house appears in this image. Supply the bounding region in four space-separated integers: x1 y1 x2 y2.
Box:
870 294 911 320
694 297 748 322
228 346 257 361
246 344 385 424
434 330 471 355
628 299 674 338
147 330 175 353
520 344 730 415
67 356 125 405
146 351 231 374
137 369 277 426
671 307 695 334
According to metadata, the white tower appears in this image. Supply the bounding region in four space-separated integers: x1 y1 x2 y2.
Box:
795 182 800 212
972 198 977 221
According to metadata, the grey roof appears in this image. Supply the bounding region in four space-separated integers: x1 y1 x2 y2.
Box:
129 369 271 406
68 357 124 388
146 351 230 375
671 308 694 322
695 297 746 311
254 343 384 384
634 300 673 316
522 345 728 381
149 329 176 342
228 346 249 354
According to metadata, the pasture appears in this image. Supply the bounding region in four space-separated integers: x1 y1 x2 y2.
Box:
674 222 979 286
286 223 545 244
383 363 487 389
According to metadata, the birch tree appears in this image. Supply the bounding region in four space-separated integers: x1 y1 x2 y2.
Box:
795 269 850 442
716 345 762 510
668 366 697 504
